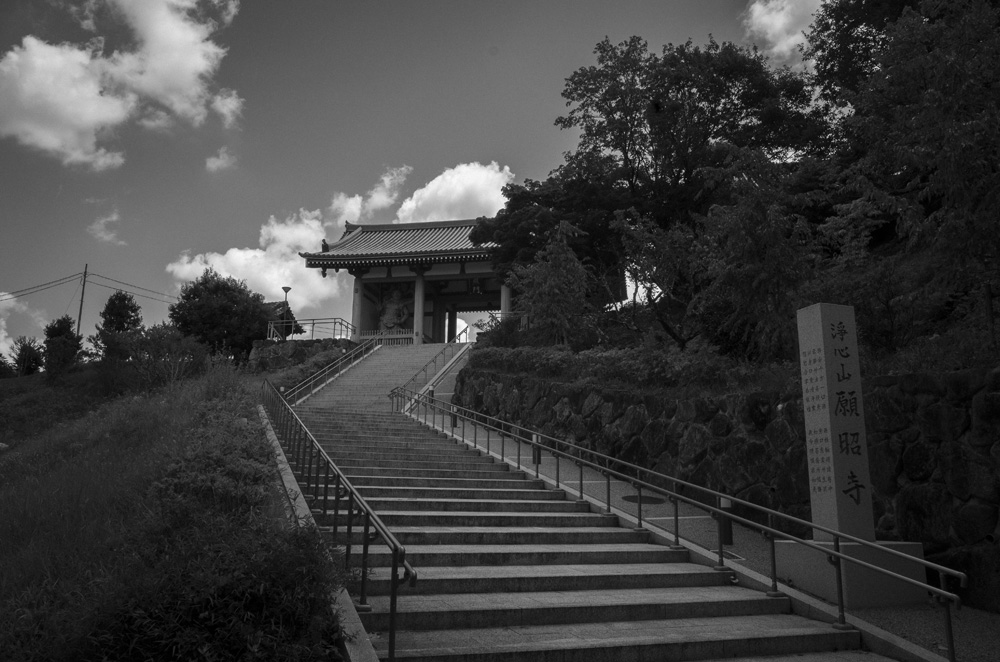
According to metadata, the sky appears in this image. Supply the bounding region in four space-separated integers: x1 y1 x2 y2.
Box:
0 0 822 355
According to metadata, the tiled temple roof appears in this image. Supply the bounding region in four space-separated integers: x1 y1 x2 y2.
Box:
300 219 494 269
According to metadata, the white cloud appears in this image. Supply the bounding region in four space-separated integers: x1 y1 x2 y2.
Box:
0 296 46 359
0 36 134 169
88 209 127 245
104 0 227 126
743 0 822 65
0 0 240 169
211 88 243 128
328 165 413 226
395 161 513 224
166 209 341 312
205 145 235 172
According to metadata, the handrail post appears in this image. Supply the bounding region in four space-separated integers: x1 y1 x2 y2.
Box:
605 471 611 513
345 492 354 572
389 550 400 662
578 461 584 502
359 511 371 610
939 573 957 662
765 513 784 597
831 536 852 630
636 484 644 529
714 502 727 570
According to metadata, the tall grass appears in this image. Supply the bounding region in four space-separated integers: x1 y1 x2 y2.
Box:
0 363 344 661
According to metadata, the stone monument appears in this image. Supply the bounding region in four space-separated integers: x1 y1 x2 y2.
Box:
777 303 927 608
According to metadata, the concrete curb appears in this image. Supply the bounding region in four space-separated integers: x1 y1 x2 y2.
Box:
258 405 378 662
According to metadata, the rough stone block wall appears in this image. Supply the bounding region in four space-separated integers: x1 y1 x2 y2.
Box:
453 365 1000 611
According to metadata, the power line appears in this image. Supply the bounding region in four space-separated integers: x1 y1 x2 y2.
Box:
90 272 178 301
89 280 175 305
0 273 82 302
0 276 82 303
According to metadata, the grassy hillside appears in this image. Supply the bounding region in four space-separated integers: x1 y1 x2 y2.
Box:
0 364 345 662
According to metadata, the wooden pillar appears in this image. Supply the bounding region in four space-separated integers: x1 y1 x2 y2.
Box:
413 266 427 345
348 268 369 341
448 306 458 341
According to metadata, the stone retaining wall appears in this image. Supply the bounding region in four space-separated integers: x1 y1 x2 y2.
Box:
453 365 1000 611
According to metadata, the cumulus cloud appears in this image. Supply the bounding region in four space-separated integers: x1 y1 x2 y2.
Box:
103 0 228 126
88 209 127 245
0 37 134 169
328 165 413 226
395 161 513 224
743 0 822 65
0 0 240 169
166 209 341 312
205 145 235 172
211 88 243 128
0 296 46 359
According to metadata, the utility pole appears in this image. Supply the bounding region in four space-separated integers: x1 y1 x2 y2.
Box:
76 264 88 336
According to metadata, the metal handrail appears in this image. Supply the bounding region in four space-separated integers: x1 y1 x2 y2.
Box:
267 317 355 341
389 386 967 662
262 380 416 661
398 327 470 395
284 335 382 404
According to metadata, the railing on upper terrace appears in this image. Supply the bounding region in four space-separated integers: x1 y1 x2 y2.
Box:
388 387 968 662
397 327 471 398
358 328 432 346
262 380 416 662
283 335 382 405
267 317 355 342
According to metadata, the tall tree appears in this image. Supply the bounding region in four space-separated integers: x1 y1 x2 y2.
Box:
507 222 593 346
841 0 1000 343
92 290 143 360
168 268 271 360
804 0 917 107
43 315 82 380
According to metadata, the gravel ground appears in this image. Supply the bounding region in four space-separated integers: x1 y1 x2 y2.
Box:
853 603 1000 662
646 515 998 662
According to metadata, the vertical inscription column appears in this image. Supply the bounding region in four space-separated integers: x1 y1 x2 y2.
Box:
797 303 875 542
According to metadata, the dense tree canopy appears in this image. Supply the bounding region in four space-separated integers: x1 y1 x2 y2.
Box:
475 13 1000 363
168 269 270 360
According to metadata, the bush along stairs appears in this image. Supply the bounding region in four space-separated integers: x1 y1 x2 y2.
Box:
293 343 868 662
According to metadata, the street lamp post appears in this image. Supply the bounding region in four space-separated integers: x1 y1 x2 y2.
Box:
282 286 291 339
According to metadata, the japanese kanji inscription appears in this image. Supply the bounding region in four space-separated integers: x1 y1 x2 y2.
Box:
797 303 875 542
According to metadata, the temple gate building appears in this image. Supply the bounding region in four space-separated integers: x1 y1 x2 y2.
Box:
300 219 509 344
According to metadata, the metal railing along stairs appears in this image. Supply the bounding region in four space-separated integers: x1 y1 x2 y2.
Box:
389 386 969 662
283 335 383 405
261 379 416 661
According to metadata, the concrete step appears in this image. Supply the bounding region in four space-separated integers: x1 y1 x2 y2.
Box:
336 466 518 481
322 510 620 528
331 458 509 472
370 613 860 662
362 562 733 595
353 485 566 501
361 586 791 631
361 542 688 567
358 497 586 513
354 525 652 546
343 475 543 489
323 448 488 463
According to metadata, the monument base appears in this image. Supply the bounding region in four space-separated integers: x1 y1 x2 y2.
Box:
775 540 927 609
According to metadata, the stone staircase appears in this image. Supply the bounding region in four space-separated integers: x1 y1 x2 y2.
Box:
294 344 867 662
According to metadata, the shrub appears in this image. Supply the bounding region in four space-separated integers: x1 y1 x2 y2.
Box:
9 335 43 376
